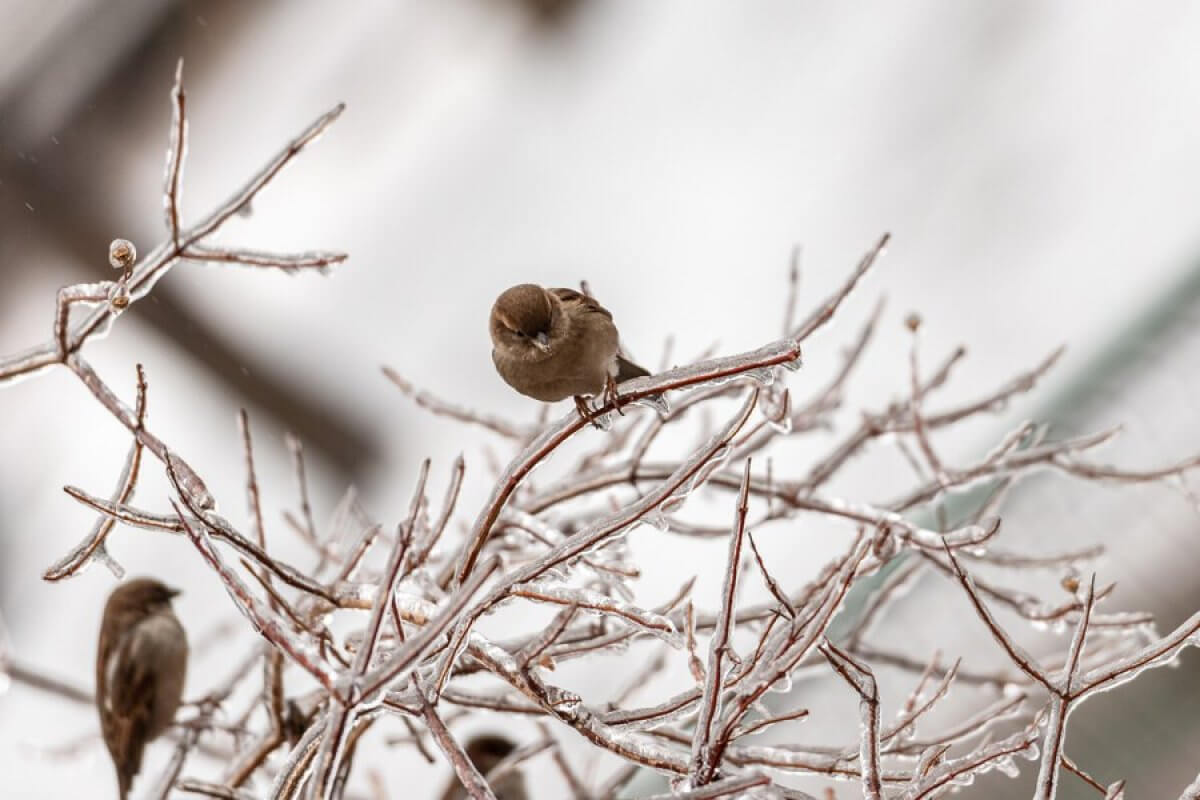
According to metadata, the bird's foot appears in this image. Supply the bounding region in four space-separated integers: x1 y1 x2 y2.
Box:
604 374 626 416
575 395 602 429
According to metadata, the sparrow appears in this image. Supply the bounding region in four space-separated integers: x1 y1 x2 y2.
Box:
439 734 529 800
96 578 189 800
489 283 650 423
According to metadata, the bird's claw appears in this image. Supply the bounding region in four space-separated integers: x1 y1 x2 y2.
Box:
575 395 604 430
604 375 626 416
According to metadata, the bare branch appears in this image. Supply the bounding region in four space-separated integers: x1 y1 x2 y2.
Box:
940 541 1055 693
690 459 753 786
421 696 498 800
453 334 797 583
383 366 530 440
44 364 148 580
820 640 881 800
184 244 346 273
164 59 187 244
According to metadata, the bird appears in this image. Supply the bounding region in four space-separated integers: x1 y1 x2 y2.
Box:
489 283 650 423
439 734 529 800
96 578 189 800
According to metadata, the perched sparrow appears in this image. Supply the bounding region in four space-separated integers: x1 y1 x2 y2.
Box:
96 578 189 800
439 734 529 800
490 283 649 422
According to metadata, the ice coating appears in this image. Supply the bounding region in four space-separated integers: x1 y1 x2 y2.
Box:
515 581 682 647
900 728 1040 798
167 451 216 511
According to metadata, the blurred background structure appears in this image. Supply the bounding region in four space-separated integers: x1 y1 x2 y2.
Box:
2 2 1200 797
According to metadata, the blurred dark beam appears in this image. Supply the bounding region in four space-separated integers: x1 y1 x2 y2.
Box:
0 0 176 146
489 0 587 28
0 2 378 480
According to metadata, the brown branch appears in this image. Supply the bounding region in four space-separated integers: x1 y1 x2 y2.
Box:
644 774 772 799
690 459 753 786
453 335 798 583
383 366 530 440
183 244 346 273
940 541 1055 693
790 233 889 342
164 59 187 245
44 364 148 580
820 640 881 800
422 697 498 800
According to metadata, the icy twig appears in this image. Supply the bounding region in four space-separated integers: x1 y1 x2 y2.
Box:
43 364 148 580
690 459 753 786
452 333 797 583
383 366 531 440
422 695 498 800
819 640 881 800
1035 575 1095 799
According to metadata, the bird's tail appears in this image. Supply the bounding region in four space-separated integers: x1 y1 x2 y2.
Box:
615 354 650 383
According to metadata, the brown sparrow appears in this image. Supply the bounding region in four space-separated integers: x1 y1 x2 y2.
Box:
490 284 649 423
439 734 529 800
96 578 188 800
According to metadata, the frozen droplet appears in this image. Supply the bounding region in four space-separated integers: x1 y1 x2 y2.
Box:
643 512 670 532
767 412 792 435
545 686 582 707
660 497 684 514
766 672 792 694
1001 682 1024 699
108 238 136 270
590 412 614 431
95 547 126 579
633 392 671 416
742 367 776 386
541 566 571 584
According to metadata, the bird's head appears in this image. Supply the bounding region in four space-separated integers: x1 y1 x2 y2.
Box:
490 284 560 357
107 577 182 618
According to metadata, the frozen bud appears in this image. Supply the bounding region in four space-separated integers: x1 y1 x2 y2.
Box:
904 312 922 332
1061 575 1080 593
872 523 897 561
109 239 137 270
108 282 131 310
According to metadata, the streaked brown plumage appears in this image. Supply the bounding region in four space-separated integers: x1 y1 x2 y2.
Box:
489 284 649 420
439 734 529 800
96 578 188 800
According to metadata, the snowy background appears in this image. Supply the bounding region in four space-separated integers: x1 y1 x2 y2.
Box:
2 1 1200 797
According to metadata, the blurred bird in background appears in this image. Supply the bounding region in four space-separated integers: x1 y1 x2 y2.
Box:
95 578 188 800
439 734 529 800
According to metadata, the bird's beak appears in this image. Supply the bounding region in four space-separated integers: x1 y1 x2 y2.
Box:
166 587 182 599
534 332 551 352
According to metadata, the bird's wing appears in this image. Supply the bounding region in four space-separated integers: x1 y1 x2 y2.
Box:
549 287 613 319
102 626 163 797
552 288 653 381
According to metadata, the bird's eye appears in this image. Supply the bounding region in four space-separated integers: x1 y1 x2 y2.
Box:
515 331 526 338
